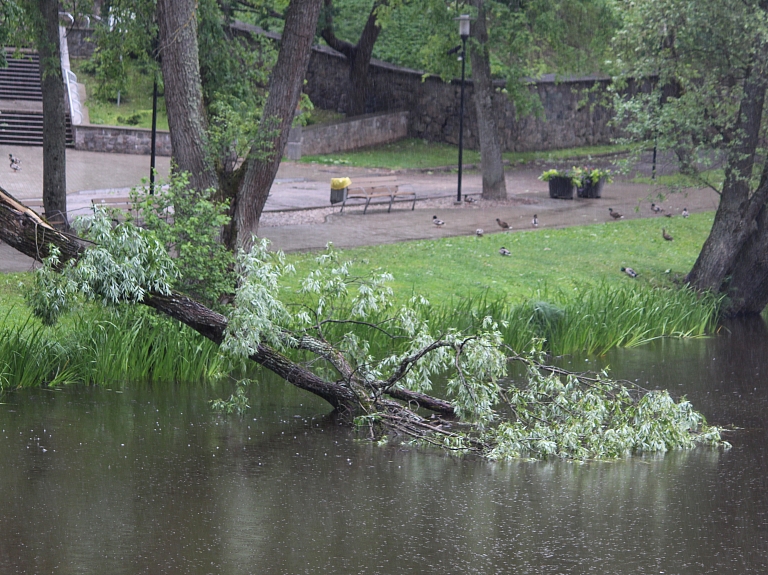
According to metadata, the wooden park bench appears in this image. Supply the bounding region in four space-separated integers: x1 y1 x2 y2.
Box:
339 175 416 214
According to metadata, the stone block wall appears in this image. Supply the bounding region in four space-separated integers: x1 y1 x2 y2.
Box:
305 45 619 153
297 111 409 157
67 22 622 156
74 125 172 156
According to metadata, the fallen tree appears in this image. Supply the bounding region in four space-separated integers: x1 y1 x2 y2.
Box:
0 185 727 459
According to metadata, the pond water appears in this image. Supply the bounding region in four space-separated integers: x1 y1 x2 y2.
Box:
1 318 767 574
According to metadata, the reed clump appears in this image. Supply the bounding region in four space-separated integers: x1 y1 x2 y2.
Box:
0 307 227 391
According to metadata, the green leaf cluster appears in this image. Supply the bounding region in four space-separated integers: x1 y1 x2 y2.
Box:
129 171 235 308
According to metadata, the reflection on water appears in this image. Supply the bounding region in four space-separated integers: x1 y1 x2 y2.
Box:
1 318 768 574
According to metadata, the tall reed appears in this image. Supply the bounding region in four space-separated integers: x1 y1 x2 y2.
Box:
312 283 722 359
0 307 228 391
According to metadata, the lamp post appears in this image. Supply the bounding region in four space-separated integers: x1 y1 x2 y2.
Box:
456 14 470 203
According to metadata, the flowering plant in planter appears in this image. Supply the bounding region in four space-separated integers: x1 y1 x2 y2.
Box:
539 168 579 186
573 166 613 186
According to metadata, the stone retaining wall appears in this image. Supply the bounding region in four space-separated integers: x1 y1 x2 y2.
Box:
74 125 172 156
304 43 618 152
288 111 409 159
67 24 622 155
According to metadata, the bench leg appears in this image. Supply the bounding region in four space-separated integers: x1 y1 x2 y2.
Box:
411 195 416 210
388 194 395 213
340 196 347 213
363 197 372 214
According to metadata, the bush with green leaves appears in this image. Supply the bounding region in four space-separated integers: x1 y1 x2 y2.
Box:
129 171 235 308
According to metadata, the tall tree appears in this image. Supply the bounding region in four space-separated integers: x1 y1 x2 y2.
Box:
468 0 507 199
109 0 321 247
156 0 219 195
320 0 385 117
612 0 768 315
15 1 69 227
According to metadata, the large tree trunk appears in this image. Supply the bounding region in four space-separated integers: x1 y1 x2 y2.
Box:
686 55 768 295
156 0 218 194
234 0 323 249
29 1 68 228
321 0 382 117
716 164 768 315
468 0 507 200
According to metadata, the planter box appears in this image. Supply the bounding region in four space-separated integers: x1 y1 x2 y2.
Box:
577 177 606 199
548 176 574 199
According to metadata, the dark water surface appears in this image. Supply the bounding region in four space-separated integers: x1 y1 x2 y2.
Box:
2 319 768 574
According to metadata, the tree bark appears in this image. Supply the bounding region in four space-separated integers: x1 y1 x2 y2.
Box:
686 53 768 294
28 1 68 228
716 162 768 315
156 0 218 194
234 0 323 249
468 0 507 200
321 0 382 117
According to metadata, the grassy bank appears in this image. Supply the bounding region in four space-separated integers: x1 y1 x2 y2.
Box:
0 214 720 389
300 139 632 171
281 213 714 304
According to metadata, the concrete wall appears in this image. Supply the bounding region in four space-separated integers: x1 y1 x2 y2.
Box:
74 125 172 156
289 111 409 159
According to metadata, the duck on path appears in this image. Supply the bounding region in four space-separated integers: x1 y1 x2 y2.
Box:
432 215 445 227
682 208 689 218
651 203 663 213
496 218 510 230
532 214 538 228
609 208 623 219
476 229 484 237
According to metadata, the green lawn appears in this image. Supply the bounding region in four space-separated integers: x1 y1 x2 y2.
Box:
71 59 169 131
279 212 713 306
300 139 632 171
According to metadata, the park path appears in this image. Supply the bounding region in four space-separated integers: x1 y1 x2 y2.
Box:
0 144 719 271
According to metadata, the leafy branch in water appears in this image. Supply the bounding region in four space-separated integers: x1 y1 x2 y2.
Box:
22 216 728 460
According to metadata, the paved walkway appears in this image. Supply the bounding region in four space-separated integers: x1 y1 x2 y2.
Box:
0 144 720 271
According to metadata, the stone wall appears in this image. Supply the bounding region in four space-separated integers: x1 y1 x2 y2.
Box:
289 111 409 159
305 44 619 152
74 125 172 156
67 22 621 155
65 27 95 59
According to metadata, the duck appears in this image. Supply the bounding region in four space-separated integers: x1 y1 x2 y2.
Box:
651 203 663 213
499 246 511 256
432 215 445 227
662 228 673 241
532 214 538 228
9 154 20 171
609 208 623 219
464 196 477 203
475 228 484 237
682 207 689 218
621 266 638 278
496 218 510 230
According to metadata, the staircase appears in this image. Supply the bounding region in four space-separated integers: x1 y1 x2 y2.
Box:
0 48 74 146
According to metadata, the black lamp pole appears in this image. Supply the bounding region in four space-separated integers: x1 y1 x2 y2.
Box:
456 14 470 203
149 74 158 194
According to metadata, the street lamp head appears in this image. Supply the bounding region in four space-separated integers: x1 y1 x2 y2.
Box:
456 14 471 40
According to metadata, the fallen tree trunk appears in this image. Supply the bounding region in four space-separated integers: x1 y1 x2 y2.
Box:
0 186 454 419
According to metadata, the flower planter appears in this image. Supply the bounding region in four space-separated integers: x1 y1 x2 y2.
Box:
548 176 574 199
577 177 606 199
